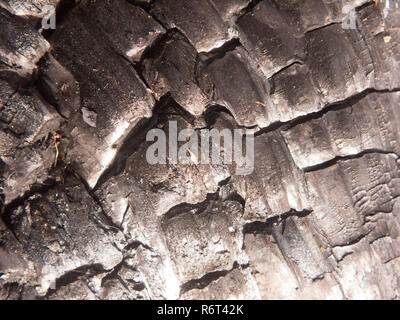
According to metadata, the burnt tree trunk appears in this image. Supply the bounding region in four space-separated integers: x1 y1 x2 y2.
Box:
1 0 400 300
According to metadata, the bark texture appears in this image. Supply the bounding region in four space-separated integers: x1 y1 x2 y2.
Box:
1 0 400 300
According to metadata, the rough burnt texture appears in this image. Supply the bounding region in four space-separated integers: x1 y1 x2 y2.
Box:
1 0 400 300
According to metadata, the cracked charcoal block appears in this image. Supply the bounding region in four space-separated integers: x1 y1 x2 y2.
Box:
270 63 324 121
358 3 400 90
334 245 400 299
132 245 181 299
272 0 371 34
237 0 306 78
0 80 62 204
208 111 310 221
199 47 273 127
0 87 61 142
0 0 59 17
162 200 245 283
142 32 209 116
306 153 400 247
282 92 400 169
233 132 310 221
151 0 234 52
1 174 124 296
244 232 343 299
270 216 332 281
0 132 56 205
78 0 165 62
272 0 333 34
305 24 374 103
364 207 400 264
320 0 372 25
0 8 50 77
327 203 400 299
37 53 81 119
49 8 155 188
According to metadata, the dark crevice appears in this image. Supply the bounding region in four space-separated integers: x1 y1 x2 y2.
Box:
160 179 243 223
369 234 390 245
256 87 400 137
0 215 22 245
356 1 376 13
161 193 218 223
202 103 258 131
218 176 232 187
44 263 106 298
288 87 400 128
243 220 272 235
180 262 239 295
224 191 246 208
194 38 243 89
242 209 313 256
34 85 68 121
304 22 342 35
119 203 131 229
236 0 264 22
126 0 153 12
93 116 153 190
303 149 400 173
100 260 123 287
335 251 354 263
203 104 236 128
270 61 304 80
100 260 147 294
124 240 153 252
383 255 400 265
243 209 313 236
333 229 373 249
197 38 242 67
